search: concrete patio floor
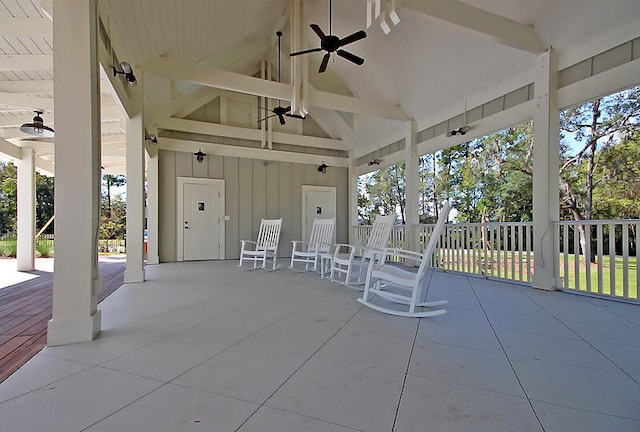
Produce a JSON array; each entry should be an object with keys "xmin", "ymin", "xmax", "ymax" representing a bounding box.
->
[{"xmin": 0, "ymin": 260, "xmax": 638, "ymax": 431}]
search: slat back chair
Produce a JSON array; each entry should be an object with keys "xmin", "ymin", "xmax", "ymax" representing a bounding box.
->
[
  {"xmin": 289, "ymin": 218, "xmax": 335, "ymax": 272},
  {"xmin": 357, "ymin": 202, "xmax": 451, "ymax": 317},
  {"xmin": 238, "ymin": 218, "xmax": 283, "ymax": 270},
  {"xmin": 330, "ymin": 214, "xmax": 395, "ymax": 287}
]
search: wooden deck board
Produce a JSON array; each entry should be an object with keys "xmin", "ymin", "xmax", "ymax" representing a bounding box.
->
[{"xmin": 0, "ymin": 258, "xmax": 126, "ymax": 383}]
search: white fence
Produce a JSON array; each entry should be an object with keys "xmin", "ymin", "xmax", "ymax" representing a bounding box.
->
[
  {"xmin": 355, "ymin": 219, "xmax": 639, "ymax": 303},
  {"xmin": 554, "ymin": 220, "xmax": 639, "ymax": 302}
]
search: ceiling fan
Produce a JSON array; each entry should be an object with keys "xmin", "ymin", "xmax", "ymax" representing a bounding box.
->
[
  {"xmin": 289, "ymin": 0, "xmax": 367, "ymax": 73},
  {"xmin": 258, "ymin": 31, "xmax": 292, "ymax": 125}
]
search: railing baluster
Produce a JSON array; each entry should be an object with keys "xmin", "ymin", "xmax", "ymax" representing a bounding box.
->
[
  {"xmin": 609, "ymin": 223, "xmax": 616, "ymax": 296},
  {"xmin": 596, "ymin": 224, "xmax": 603, "ymax": 295},
  {"xmin": 622, "ymin": 223, "xmax": 629, "ymax": 299},
  {"xmin": 585, "ymin": 224, "xmax": 592, "ymax": 294},
  {"xmin": 562, "ymin": 224, "xmax": 569, "ymax": 289},
  {"xmin": 573, "ymin": 223, "xmax": 580, "ymax": 291}
]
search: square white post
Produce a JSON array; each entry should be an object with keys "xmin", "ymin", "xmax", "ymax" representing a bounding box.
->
[
  {"xmin": 405, "ymin": 119, "xmax": 419, "ymax": 252},
  {"xmin": 124, "ymin": 110, "xmax": 145, "ymax": 282},
  {"xmin": 48, "ymin": 0, "xmax": 103, "ymax": 345},
  {"xmin": 145, "ymin": 133, "xmax": 160, "ymax": 265},
  {"xmin": 532, "ymin": 49, "xmax": 560, "ymax": 290},
  {"xmin": 348, "ymin": 152, "xmax": 359, "ymax": 244},
  {"xmin": 16, "ymin": 147, "xmax": 36, "ymax": 271}
]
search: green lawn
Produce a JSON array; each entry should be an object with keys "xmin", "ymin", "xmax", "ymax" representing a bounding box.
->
[
  {"xmin": 559, "ymin": 255, "xmax": 638, "ymax": 300},
  {"xmin": 440, "ymin": 249, "xmax": 638, "ymax": 301}
]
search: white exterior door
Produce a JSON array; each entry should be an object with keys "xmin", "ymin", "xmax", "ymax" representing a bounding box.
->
[
  {"xmin": 178, "ymin": 178, "xmax": 225, "ymax": 261},
  {"xmin": 302, "ymin": 186, "xmax": 336, "ymax": 243}
]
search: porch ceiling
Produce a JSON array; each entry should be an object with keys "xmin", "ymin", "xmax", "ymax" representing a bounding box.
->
[{"xmin": 1, "ymin": 0, "xmax": 640, "ymax": 173}]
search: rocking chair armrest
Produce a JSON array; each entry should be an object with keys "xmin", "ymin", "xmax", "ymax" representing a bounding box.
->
[
  {"xmin": 316, "ymin": 241, "xmax": 334, "ymax": 253},
  {"xmin": 379, "ymin": 248, "xmax": 423, "ymax": 267},
  {"xmin": 240, "ymin": 240, "xmax": 258, "ymax": 250},
  {"xmin": 332, "ymin": 243, "xmax": 357, "ymax": 260},
  {"xmin": 291, "ymin": 240, "xmax": 312, "ymax": 252}
]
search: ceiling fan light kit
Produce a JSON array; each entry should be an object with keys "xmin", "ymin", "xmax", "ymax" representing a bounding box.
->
[{"xmin": 20, "ymin": 110, "xmax": 55, "ymax": 138}]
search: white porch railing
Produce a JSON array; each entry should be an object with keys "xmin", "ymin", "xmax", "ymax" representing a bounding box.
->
[
  {"xmin": 355, "ymin": 219, "xmax": 639, "ymax": 303},
  {"xmin": 554, "ymin": 220, "xmax": 639, "ymax": 302}
]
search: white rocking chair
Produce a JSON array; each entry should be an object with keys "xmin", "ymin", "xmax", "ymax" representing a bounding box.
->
[
  {"xmin": 330, "ymin": 214, "xmax": 395, "ymax": 287},
  {"xmin": 238, "ymin": 218, "xmax": 283, "ymax": 270},
  {"xmin": 357, "ymin": 202, "xmax": 451, "ymax": 317},
  {"xmin": 289, "ymin": 218, "xmax": 335, "ymax": 272}
]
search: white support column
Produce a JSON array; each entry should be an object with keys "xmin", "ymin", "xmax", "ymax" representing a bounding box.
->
[
  {"xmin": 124, "ymin": 109, "xmax": 145, "ymax": 282},
  {"xmin": 16, "ymin": 147, "xmax": 35, "ymax": 271},
  {"xmin": 291, "ymin": 0, "xmax": 309, "ymax": 118},
  {"xmin": 405, "ymin": 120, "xmax": 419, "ymax": 252},
  {"xmin": 145, "ymin": 133, "xmax": 160, "ymax": 265},
  {"xmin": 532, "ymin": 49, "xmax": 560, "ymax": 290},
  {"xmin": 348, "ymin": 152, "xmax": 359, "ymax": 244},
  {"xmin": 48, "ymin": 0, "xmax": 102, "ymax": 346}
]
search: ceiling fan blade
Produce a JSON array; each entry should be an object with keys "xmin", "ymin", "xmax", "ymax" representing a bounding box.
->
[
  {"xmin": 338, "ymin": 30, "xmax": 367, "ymax": 47},
  {"xmin": 319, "ymin": 52, "xmax": 331, "ymax": 73},
  {"xmin": 258, "ymin": 113, "xmax": 276, "ymax": 123},
  {"xmin": 336, "ymin": 49, "xmax": 364, "ymax": 66},
  {"xmin": 309, "ymin": 24, "xmax": 326, "ymax": 40},
  {"xmin": 277, "ymin": 114, "xmax": 286, "ymax": 125},
  {"xmin": 283, "ymin": 105, "xmax": 292, "ymax": 113},
  {"xmin": 290, "ymin": 47, "xmax": 323, "ymax": 57}
]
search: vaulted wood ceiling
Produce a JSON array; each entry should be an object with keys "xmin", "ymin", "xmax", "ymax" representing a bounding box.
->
[{"xmin": 1, "ymin": 0, "xmax": 640, "ymax": 174}]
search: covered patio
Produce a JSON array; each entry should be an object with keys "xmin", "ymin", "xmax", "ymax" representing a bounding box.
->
[{"xmin": 1, "ymin": 260, "xmax": 638, "ymax": 431}]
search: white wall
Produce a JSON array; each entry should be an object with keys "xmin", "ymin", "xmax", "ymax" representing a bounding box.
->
[{"xmin": 158, "ymin": 149, "xmax": 348, "ymax": 262}]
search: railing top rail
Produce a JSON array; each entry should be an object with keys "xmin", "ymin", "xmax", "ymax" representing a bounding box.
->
[{"xmin": 553, "ymin": 219, "xmax": 640, "ymax": 226}]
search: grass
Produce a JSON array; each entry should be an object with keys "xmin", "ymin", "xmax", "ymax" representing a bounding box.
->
[
  {"xmin": 439, "ymin": 249, "xmax": 638, "ymax": 301},
  {"xmin": 559, "ymin": 255, "xmax": 638, "ymax": 300}
]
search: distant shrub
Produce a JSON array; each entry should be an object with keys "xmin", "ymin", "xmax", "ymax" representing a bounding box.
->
[
  {"xmin": 0, "ymin": 240, "xmax": 17, "ymax": 258},
  {"xmin": 36, "ymin": 240, "xmax": 54, "ymax": 258}
]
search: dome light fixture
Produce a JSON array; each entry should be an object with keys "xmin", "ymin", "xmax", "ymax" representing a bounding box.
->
[{"xmin": 20, "ymin": 110, "xmax": 55, "ymax": 138}]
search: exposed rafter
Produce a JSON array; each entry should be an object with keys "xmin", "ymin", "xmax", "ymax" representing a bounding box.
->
[
  {"xmin": 159, "ymin": 117, "xmax": 347, "ymax": 151},
  {"xmin": 0, "ymin": 80, "xmax": 53, "ymax": 94},
  {"xmin": 0, "ymin": 92, "xmax": 53, "ymax": 111},
  {"xmin": 402, "ymin": 0, "xmax": 546, "ymax": 54},
  {"xmin": 143, "ymin": 57, "xmax": 408, "ymax": 121},
  {"xmin": 0, "ymin": 17, "xmax": 52, "ymax": 36},
  {"xmin": 0, "ymin": 54, "xmax": 53, "ymax": 71},
  {"xmin": 159, "ymin": 137, "xmax": 348, "ymax": 168}
]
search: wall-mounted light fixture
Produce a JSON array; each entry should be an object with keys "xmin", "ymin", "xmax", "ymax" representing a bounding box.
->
[
  {"xmin": 368, "ymin": 159, "xmax": 380, "ymax": 166},
  {"xmin": 145, "ymin": 135, "xmax": 158, "ymax": 144},
  {"xmin": 447, "ymin": 125, "xmax": 470, "ymax": 136},
  {"xmin": 194, "ymin": 149, "xmax": 206, "ymax": 163},
  {"xmin": 20, "ymin": 110, "xmax": 55, "ymax": 138},
  {"xmin": 113, "ymin": 61, "xmax": 137, "ymax": 87},
  {"xmin": 317, "ymin": 162, "xmax": 328, "ymax": 173}
]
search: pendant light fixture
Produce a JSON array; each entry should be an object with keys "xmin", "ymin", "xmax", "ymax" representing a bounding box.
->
[{"xmin": 20, "ymin": 110, "xmax": 55, "ymax": 138}]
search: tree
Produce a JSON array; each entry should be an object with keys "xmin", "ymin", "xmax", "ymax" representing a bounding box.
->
[
  {"xmin": 360, "ymin": 164, "xmax": 406, "ymax": 223},
  {"xmin": 560, "ymin": 87, "xmax": 640, "ymax": 256},
  {"xmin": 0, "ymin": 161, "xmax": 17, "ymax": 234},
  {"xmin": 35, "ymin": 173, "xmax": 55, "ymax": 233},
  {"xmin": 102, "ymin": 174, "xmax": 126, "ymax": 217}
]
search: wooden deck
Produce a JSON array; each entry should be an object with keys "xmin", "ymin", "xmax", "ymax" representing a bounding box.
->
[{"xmin": 0, "ymin": 257, "xmax": 126, "ymax": 383}]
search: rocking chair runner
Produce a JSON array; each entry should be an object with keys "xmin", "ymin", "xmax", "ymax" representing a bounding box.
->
[
  {"xmin": 330, "ymin": 214, "xmax": 395, "ymax": 287},
  {"xmin": 289, "ymin": 218, "xmax": 335, "ymax": 272},
  {"xmin": 238, "ymin": 218, "xmax": 283, "ymax": 270},
  {"xmin": 357, "ymin": 202, "xmax": 451, "ymax": 317}
]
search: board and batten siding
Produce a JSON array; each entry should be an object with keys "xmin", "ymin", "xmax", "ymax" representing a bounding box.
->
[{"xmin": 158, "ymin": 149, "xmax": 348, "ymax": 262}]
